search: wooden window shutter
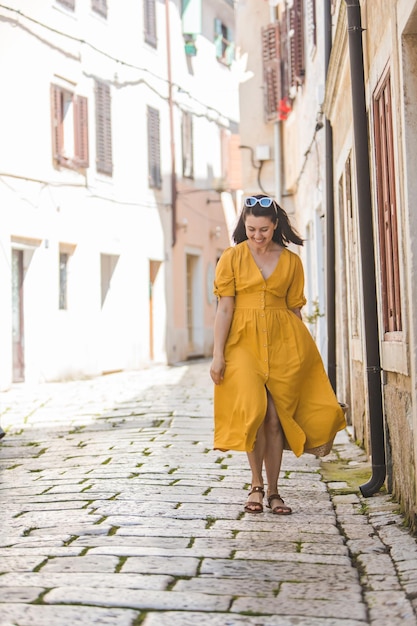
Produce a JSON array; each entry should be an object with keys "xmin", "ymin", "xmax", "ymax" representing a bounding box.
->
[
  {"xmin": 147, "ymin": 106, "xmax": 162, "ymax": 189},
  {"xmin": 95, "ymin": 80, "xmax": 113, "ymax": 175},
  {"xmin": 373, "ymin": 71, "xmax": 402, "ymax": 333},
  {"xmin": 280, "ymin": 11, "xmax": 289, "ymax": 101},
  {"xmin": 306, "ymin": 0, "xmax": 317, "ymax": 52},
  {"xmin": 74, "ymin": 95, "xmax": 89, "ymax": 168},
  {"xmin": 57, "ymin": 0, "xmax": 75, "ymax": 10},
  {"xmin": 182, "ymin": 112, "xmax": 194, "ymax": 179},
  {"xmin": 91, "ymin": 0, "xmax": 107, "ymax": 18},
  {"xmin": 262, "ymin": 23, "xmax": 281, "ymax": 122},
  {"xmin": 288, "ymin": 0, "xmax": 305, "ymax": 93},
  {"xmin": 144, "ymin": 0, "xmax": 157, "ymax": 47},
  {"xmin": 51, "ymin": 85, "xmax": 64, "ymax": 163}
]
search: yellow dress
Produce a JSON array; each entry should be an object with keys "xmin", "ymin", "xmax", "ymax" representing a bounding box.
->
[{"xmin": 213, "ymin": 242, "xmax": 346, "ymax": 457}]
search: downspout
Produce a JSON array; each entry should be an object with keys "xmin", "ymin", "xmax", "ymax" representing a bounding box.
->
[
  {"xmin": 324, "ymin": 0, "xmax": 336, "ymax": 391},
  {"xmin": 345, "ymin": 0, "xmax": 386, "ymax": 496},
  {"xmin": 165, "ymin": 0, "xmax": 177, "ymax": 247}
]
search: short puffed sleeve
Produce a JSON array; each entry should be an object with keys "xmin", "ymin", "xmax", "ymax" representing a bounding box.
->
[
  {"xmin": 213, "ymin": 246, "xmax": 236, "ymax": 299},
  {"xmin": 286, "ymin": 252, "xmax": 307, "ymax": 310}
]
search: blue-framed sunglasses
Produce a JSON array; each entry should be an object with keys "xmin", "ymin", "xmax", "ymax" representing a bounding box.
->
[{"xmin": 244, "ymin": 196, "xmax": 274, "ymax": 208}]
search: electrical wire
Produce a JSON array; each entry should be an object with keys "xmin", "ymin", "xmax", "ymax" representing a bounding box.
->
[{"xmin": 0, "ymin": 3, "xmax": 234, "ymax": 126}]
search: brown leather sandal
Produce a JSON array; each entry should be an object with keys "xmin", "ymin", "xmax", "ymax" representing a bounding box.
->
[
  {"xmin": 244, "ymin": 486, "xmax": 265, "ymax": 513},
  {"xmin": 267, "ymin": 493, "xmax": 292, "ymax": 515}
]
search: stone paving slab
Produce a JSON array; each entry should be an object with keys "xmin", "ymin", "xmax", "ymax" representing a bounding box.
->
[
  {"xmin": 0, "ymin": 604, "xmax": 139, "ymax": 626},
  {"xmin": 231, "ymin": 596, "xmax": 367, "ymax": 621},
  {"xmin": 1, "ymin": 359, "xmax": 417, "ymax": 625},
  {"xmin": 140, "ymin": 611, "xmax": 368, "ymax": 626},
  {"xmin": 43, "ymin": 586, "xmax": 231, "ymax": 611}
]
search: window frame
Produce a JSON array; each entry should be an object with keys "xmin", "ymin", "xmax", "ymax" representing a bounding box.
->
[
  {"xmin": 214, "ymin": 18, "xmax": 234, "ymax": 67},
  {"xmin": 91, "ymin": 0, "xmax": 107, "ymax": 18},
  {"xmin": 51, "ymin": 84, "xmax": 89, "ymax": 170},
  {"xmin": 373, "ymin": 68, "xmax": 402, "ymax": 334}
]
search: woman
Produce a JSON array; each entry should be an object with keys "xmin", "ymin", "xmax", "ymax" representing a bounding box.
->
[{"xmin": 210, "ymin": 194, "xmax": 346, "ymax": 515}]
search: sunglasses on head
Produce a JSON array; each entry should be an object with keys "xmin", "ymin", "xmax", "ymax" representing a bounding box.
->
[{"xmin": 244, "ymin": 196, "xmax": 274, "ymax": 208}]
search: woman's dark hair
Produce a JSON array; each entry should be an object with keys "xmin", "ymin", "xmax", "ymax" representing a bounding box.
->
[{"xmin": 232, "ymin": 194, "xmax": 304, "ymax": 247}]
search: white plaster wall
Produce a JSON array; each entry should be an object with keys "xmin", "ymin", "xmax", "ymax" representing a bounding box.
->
[{"xmin": 0, "ymin": 1, "xmax": 168, "ymax": 386}]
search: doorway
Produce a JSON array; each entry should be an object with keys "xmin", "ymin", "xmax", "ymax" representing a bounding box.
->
[
  {"xmin": 186, "ymin": 253, "xmax": 204, "ymax": 356},
  {"xmin": 12, "ymin": 249, "xmax": 25, "ymax": 382}
]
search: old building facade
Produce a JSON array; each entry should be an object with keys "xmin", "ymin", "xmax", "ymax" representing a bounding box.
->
[
  {"xmin": 236, "ymin": 0, "xmax": 417, "ymax": 527},
  {"xmin": 0, "ymin": 0, "xmax": 240, "ymax": 389},
  {"xmin": 326, "ymin": 0, "xmax": 417, "ymax": 526}
]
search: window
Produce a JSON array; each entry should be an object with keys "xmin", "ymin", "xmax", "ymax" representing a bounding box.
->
[
  {"xmin": 59, "ymin": 252, "xmax": 69, "ymax": 310},
  {"xmin": 95, "ymin": 80, "xmax": 113, "ymax": 176},
  {"xmin": 280, "ymin": 0, "xmax": 305, "ymax": 99},
  {"xmin": 92, "ymin": 0, "xmax": 107, "ymax": 18},
  {"xmin": 51, "ymin": 84, "xmax": 89, "ymax": 169},
  {"xmin": 373, "ymin": 70, "xmax": 402, "ymax": 333},
  {"xmin": 214, "ymin": 18, "xmax": 234, "ymax": 66},
  {"xmin": 56, "ymin": 0, "xmax": 75, "ymax": 9},
  {"xmin": 144, "ymin": 0, "xmax": 157, "ymax": 47},
  {"xmin": 182, "ymin": 112, "xmax": 194, "ymax": 179},
  {"xmin": 101, "ymin": 254, "xmax": 119, "ymax": 307},
  {"xmin": 262, "ymin": 23, "xmax": 281, "ymax": 122},
  {"xmin": 147, "ymin": 106, "xmax": 162, "ymax": 189}
]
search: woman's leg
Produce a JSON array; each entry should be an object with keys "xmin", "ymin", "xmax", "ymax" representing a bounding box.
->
[
  {"xmin": 245, "ymin": 420, "xmax": 266, "ymax": 511},
  {"xmin": 264, "ymin": 391, "xmax": 292, "ymax": 514}
]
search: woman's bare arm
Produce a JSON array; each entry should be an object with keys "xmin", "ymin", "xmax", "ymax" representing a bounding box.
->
[{"xmin": 210, "ymin": 296, "xmax": 234, "ymax": 384}]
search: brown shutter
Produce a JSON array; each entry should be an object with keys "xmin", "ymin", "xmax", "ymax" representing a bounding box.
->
[
  {"xmin": 95, "ymin": 80, "xmax": 113, "ymax": 175},
  {"xmin": 147, "ymin": 106, "xmax": 161, "ymax": 189},
  {"xmin": 91, "ymin": 0, "xmax": 107, "ymax": 18},
  {"xmin": 57, "ymin": 0, "xmax": 75, "ymax": 10},
  {"xmin": 74, "ymin": 95, "xmax": 89, "ymax": 168},
  {"xmin": 262, "ymin": 24, "xmax": 281, "ymax": 122},
  {"xmin": 289, "ymin": 0, "xmax": 305, "ymax": 90},
  {"xmin": 51, "ymin": 84, "xmax": 64, "ymax": 163},
  {"xmin": 373, "ymin": 71, "xmax": 401, "ymax": 332},
  {"xmin": 144, "ymin": 0, "xmax": 157, "ymax": 47}
]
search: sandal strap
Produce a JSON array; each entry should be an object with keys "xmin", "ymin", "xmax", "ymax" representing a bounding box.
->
[
  {"xmin": 250, "ymin": 486, "xmax": 265, "ymax": 496},
  {"xmin": 267, "ymin": 493, "xmax": 283, "ymax": 507}
]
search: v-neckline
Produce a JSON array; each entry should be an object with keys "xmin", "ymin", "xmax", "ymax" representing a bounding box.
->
[{"xmin": 246, "ymin": 243, "xmax": 286, "ymax": 280}]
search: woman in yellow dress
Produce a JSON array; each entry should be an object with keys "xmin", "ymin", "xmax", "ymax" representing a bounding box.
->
[{"xmin": 210, "ymin": 195, "xmax": 346, "ymax": 515}]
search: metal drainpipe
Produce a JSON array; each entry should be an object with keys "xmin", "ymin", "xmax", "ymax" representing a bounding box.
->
[
  {"xmin": 324, "ymin": 0, "xmax": 336, "ymax": 391},
  {"xmin": 165, "ymin": 0, "xmax": 177, "ymax": 247},
  {"xmin": 345, "ymin": 0, "xmax": 386, "ymax": 496}
]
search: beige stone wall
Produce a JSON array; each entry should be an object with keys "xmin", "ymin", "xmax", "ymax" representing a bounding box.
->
[{"xmin": 384, "ymin": 372, "xmax": 416, "ymax": 529}]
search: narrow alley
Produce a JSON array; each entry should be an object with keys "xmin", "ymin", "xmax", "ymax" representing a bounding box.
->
[{"xmin": 1, "ymin": 359, "xmax": 416, "ymax": 626}]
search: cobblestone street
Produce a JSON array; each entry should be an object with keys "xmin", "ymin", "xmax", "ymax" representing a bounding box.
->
[{"xmin": 1, "ymin": 359, "xmax": 417, "ymax": 625}]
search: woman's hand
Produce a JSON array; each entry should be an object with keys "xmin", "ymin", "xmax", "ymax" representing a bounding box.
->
[{"xmin": 210, "ymin": 355, "xmax": 226, "ymax": 385}]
